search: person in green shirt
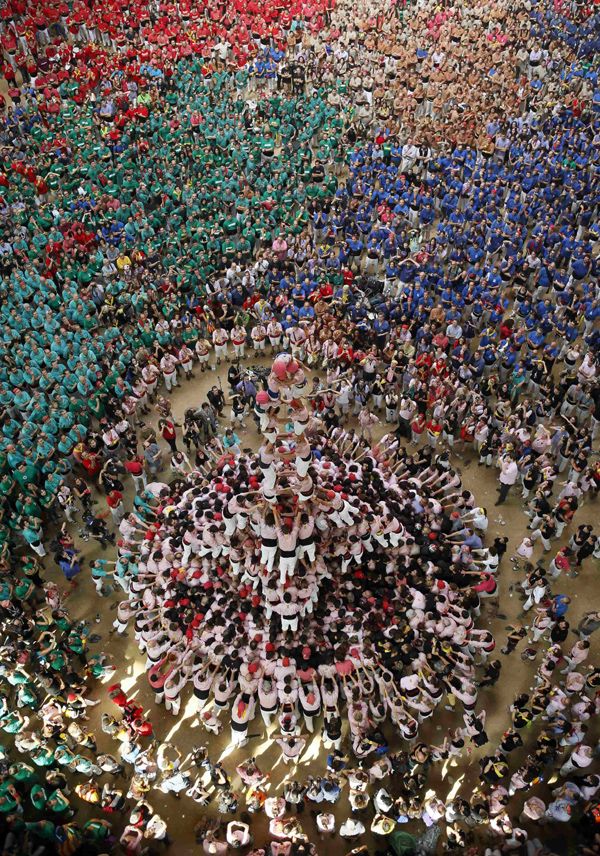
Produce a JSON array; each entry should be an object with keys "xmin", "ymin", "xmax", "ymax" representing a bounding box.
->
[
  {"xmin": 30, "ymin": 785, "xmax": 48, "ymax": 811},
  {"xmin": 9, "ymin": 763, "xmax": 38, "ymax": 787},
  {"xmin": 46, "ymin": 789, "xmax": 73, "ymax": 817}
]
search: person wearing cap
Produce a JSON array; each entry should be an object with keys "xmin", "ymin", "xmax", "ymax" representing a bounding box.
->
[
  {"xmin": 230, "ymin": 693, "xmax": 255, "ymax": 748},
  {"xmin": 200, "ymin": 710, "xmax": 223, "ymax": 736},
  {"xmin": 239, "ymin": 659, "xmax": 262, "ymax": 695}
]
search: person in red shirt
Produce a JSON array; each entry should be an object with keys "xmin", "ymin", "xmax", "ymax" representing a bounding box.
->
[
  {"xmin": 106, "ymin": 489, "xmax": 125, "ymax": 525},
  {"xmin": 158, "ymin": 419, "xmax": 178, "ymax": 454},
  {"xmin": 125, "ymin": 455, "xmax": 147, "ymax": 492},
  {"xmin": 426, "ymin": 418, "xmax": 442, "ymax": 449}
]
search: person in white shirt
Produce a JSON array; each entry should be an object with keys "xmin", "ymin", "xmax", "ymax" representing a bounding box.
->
[
  {"xmin": 267, "ymin": 319, "xmax": 283, "ymax": 353},
  {"xmin": 212, "ymin": 327, "xmax": 229, "ymax": 364},
  {"xmin": 340, "ymin": 818, "xmax": 365, "ymax": 839},
  {"xmin": 227, "ymin": 822, "xmax": 251, "ymax": 847},
  {"xmin": 160, "ymin": 353, "xmax": 179, "ymax": 392},
  {"xmin": 560, "ymin": 744, "xmax": 593, "ymax": 777},
  {"xmin": 316, "ymin": 812, "xmax": 335, "ymax": 835}
]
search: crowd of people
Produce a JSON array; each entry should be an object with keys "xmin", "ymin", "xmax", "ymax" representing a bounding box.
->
[{"xmin": 0, "ymin": 0, "xmax": 599, "ymax": 851}]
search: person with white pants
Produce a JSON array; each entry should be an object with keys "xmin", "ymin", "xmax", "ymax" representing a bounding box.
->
[
  {"xmin": 273, "ymin": 594, "xmax": 301, "ymax": 632},
  {"xmin": 560, "ymin": 640, "xmax": 590, "ymax": 674},
  {"xmin": 560, "ymin": 744, "xmax": 593, "ymax": 777},
  {"xmin": 230, "ymin": 695, "xmax": 255, "ymax": 747},
  {"xmin": 251, "ymin": 324, "xmax": 267, "ymax": 353},
  {"xmin": 91, "ymin": 561, "xmax": 114, "ymax": 594},
  {"xmin": 278, "ymin": 553, "xmax": 297, "ymax": 584},
  {"xmin": 109, "ymin": 501, "xmax": 125, "ymax": 526},
  {"xmin": 160, "ymin": 353, "xmax": 179, "ymax": 391},
  {"xmin": 231, "ymin": 326, "xmax": 246, "ymax": 359},
  {"xmin": 112, "ymin": 616, "xmax": 129, "ymax": 635},
  {"xmin": 530, "ymin": 613, "xmax": 552, "ymax": 643},
  {"xmin": 113, "ymin": 570, "xmax": 130, "ymax": 594},
  {"xmin": 182, "ymin": 531, "xmax": 198, "ymax": 566},
  {"xmin": 297, "ymin": 537, "xmax": 315, "ymax": 562},
  {"xmin": 298, "ymin": 684, "xmax": 321, "ymax": 733},
  {"xmin": 258, "ymin": 678, "xmax": 278, "ymax": 727},
  {"xmin": 164, "ymin": 680, "xmax": 183, "ymax": 716},
  {"xmin": 212, "ymin": 328, "xmax": 229, "ymax": 363},
  {"xmin": 530, "ymin": 523, "xmax": 553, "ymax": 551},
  {"xmin": 259, "ymin": 455, "xmax": 276, "ymax": 491},
  {"xmin": 275, "ymin": 512, "xmax": 299, "ymax": 583},
  {"xmin": 296, "ymin": 452, "xmax": 311, "ymax": 478},
  {"xmin": 523, "ymin": 581, "xmax": 548, "ymax": 612},
  {"xmin": 260, "ymin": 540, "xmax": 278, "ymax": 571}
]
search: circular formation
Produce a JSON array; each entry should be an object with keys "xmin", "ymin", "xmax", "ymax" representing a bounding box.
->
[{"xmin": 129, "ymin": 355, "xmax": 495, "ymax": 755}]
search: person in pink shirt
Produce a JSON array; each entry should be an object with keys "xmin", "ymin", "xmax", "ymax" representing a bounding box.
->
[
  {"xmin": 297, "ymin": 512, "xmax": 316, "ymax": 562},
  {"xmin": 274, "ymin": 509, "xmax": 300, "ymax": 584},
  {"xmin": 560, "ymin": 640, "xmax": 590, "ymax": 674},
  {"xmin": 212, "ymin": 327, "xmax": 229, "ymax": 364},
  {"xmin": 160, "ymin": 353, "xmax": 179, "ymax": 392},
  {"xmin": 275, "ymin": 735, "xmax": 306, "ymax": 764},
  {"xmin": 272, "ymin": 593, "xmax": 301, "ymax": 633},
  {"xmin": 357, "ymin": 406, "xmax": 380, "ymax": 442},
  {"xmin": 272, "ymin": 235, "xmax": 288, "ymax": 262},
  {"xmin": 231, "ymin": 324, "xmax": 247, "ymax": 359}
]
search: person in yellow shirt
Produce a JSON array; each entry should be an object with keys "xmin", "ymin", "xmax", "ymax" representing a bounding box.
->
[{"xmin": 116, "ymin": 252, "xmax": 132, "ymax": 271}]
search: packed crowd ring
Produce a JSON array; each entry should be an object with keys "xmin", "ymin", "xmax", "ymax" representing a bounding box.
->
[{"xmin": 1, "ymin": 0, "xmax": 600, "ymax": 853}]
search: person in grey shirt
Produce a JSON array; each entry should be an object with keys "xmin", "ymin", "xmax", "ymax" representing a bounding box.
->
[
  {"xmin": 143, "ymin": 440, "xmax": 162, "ymax": 476},
  {"xmin": 578, "ymin": 611, "xmax": 600, "ymax": 642},
  {"xmin": 195, "ymin": 403, "xmax": 219, "ymax": 442}
]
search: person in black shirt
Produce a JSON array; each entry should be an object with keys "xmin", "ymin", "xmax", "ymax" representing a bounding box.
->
[
  {"xmin": 501, "ymin": 625, "xmax": 527, "ymax": 655},
  {"xmin": 86, "ymin": 516, "xmax": 115, "ymax": 548},
  {"xmin": 575, "ymin": 533, "xmax": 597, "ymax": 568},
  {"xmin": 227, "ymin": 361, "xmax": 243, "ymax": 392},
  {"xmin": 526, "ymin": 488, "xmax": 552, "ymax": 524},
  {"xmin": 528, "ymin": 358, "xmax": 546, "ymax": 398},
  {"xmin": 291, "ymin": 64, "xmax": 305, "ymax": 95},
  {"xmin": 477, "ymin": 659, "xmax": 502, "ymax": 688},
  {"xmin": 278, "ymin": 63, "xmax": 292, "ymax": 92},
  {"xmin": 207, "ymin": 385, "xmax": 224, "ymax": 416},
  {"xmin": 500, "ymin": 728, "xmax": 523, "ymax": 754},
  {"xmin": 479, "ymin": 750, "xmax": 508, "ymax": 784}
]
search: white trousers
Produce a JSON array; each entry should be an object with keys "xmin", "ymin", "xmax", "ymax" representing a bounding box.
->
[
  {"xmin": 165, "ymin": 695, "xmax": 181, "ymax": 716},
  {"xmin": 163, "ymin": 370, "xmax": 177, "ymax": 390},
  {"xmin": 297, "ymin": 542, "xmax": 315, "ymax": 562},
  {"xmin": 260, "ymin": 544, "xmax": 277, "ymax": 571},
  {"xmin": 279, "ymin": 555, "xmax": 297, "ymax": 583}
]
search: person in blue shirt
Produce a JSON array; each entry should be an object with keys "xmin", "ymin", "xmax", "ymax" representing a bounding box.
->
[
  {"xmin": 373, "ymin": 312, "xmax": 390, "ymax": 353},
  {"xmin": 571, "ymin": 252, "xmax": 591, "ymax": 281},
  {"xmin": 526, "ymin": 326, "xmax": 545, "ymax": 353},
  {"xmin": 549, "ymin": 595, "xmax": 571, "ymax": 621},
  {"xmin": 298, "ymin": 301, "xmax": 315, "ymax": 321}
]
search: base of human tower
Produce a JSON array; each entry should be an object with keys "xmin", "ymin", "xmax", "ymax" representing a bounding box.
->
[{"xmin": 140, "ymin": 355, "xmax": 494, "ymax": 755}]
